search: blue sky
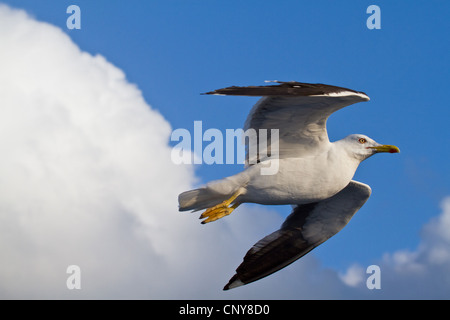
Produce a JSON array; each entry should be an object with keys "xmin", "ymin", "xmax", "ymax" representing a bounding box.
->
[{"xmin": 0, "ymin": 1, "xmax": 449, "ymax": 299}]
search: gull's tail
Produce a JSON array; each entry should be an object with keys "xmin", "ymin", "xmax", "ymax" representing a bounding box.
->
[
  {"xmin": 178, "ymin": 175, "xmax": 247, "ymax": 212},
  {"xmin": 178, "ymin": 188, "xmax": 230, "ymax": 212}
]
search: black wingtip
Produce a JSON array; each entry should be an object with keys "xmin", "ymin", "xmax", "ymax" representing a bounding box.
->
[
  {"xmin": 223, "ymin": 276, "xmax": 235, "ymax": 291},
  {"xmin": 223, "ymin": 274, "xmax": 243, "ymax": 291},
  {"xmin": 202, "ymin": 87, "xmax": 240, "ymax": 95},
  {"xmin": 200, "ymin": 81, "xmax": 368, "ymax": 97},
  {"xmin": 223, "ymin": 281, "xmax": 233, "ymax": 291}
]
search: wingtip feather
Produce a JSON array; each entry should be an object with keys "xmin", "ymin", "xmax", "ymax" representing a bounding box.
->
[{"xmin": 223, "ymin": 276, "xmax": 244, "ymax": 291}]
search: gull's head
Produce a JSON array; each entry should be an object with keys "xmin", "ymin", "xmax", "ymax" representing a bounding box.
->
[{"xmin": 342, "ymin": 134, "xmax": 400, "ymax": 161}]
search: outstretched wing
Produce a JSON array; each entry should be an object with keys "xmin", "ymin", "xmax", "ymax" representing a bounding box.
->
[
  {"xmin": 204, "ymin": 81, "xmax": 370, "ymax": 164},
  {"xmin": 223, "ymin": 180, "xmax": 372, "ymax": 290}
]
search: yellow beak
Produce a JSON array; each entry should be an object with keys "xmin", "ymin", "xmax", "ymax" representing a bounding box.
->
[{"xmin": 369, "ymin": 145, "xmax": 400, "ymax": 153}]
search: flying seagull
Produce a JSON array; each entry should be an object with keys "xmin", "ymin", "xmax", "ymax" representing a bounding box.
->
[{"xmin": 178, "ymin": 81, "xmax": 400, "ymax": 290}]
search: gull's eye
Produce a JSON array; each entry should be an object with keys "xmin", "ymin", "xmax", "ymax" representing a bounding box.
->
[{"xmin": 358, "ymin": 138, "xmax": 366, "ymax": 144}]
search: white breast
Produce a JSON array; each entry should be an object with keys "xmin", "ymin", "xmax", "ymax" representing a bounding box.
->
[{"xmin": 242, "ymin": 145, "xmax": 360, "ymax": 205}]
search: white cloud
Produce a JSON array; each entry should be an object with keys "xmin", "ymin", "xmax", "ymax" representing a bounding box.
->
[
  {"xmin": 1, "ymin": 4, "xmax": 450, "ymax": 300},
  {"xmin": 0, "ymin": 4, "xmax": 294, "ymax": 299},
  {"xmin": 0, "ymin": 4, "xmax": 198, "ymax": 298},
  {"xmin": 336, "ymin": 197, "xmax": 450, "ymax": 299},
  {"xmin": 339, "ymin": 264, "xmax": 365, "ymax": 287}
]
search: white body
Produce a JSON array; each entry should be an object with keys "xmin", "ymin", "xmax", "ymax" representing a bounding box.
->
[{"xmin": 207, "ymin": 140, "xmax": 360, "ymax": 205}]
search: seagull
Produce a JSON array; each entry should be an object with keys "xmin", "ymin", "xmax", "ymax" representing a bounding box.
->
[{"xmin": 178, "ymin": 81, "xmax": 400, "ymax": 290}]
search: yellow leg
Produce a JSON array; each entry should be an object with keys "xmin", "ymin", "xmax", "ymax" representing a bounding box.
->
[{"xmin": 199, "ymin": 189, "xmax": 243, "ymax": 224}]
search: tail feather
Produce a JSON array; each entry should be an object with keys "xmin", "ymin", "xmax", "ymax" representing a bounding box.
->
[
  {"xmin": 178, "ymin": 188, "xmax": 230, "ymax": 212},
  {"xmin": 179, "ymin": 174, "xmax": 247, "ymax": 212}
]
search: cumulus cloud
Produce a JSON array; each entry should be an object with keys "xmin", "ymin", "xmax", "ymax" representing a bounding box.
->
[
  {"xmin": 337, "ymin": 197, "xmax": 450, "ymax": 299},
  {"xmin": 0, "ymin": 4, "xmax": 293, "ymax": 299},
  {"xmin": 1, "ymin": 4, "xmax": 449, "ymax": 300},
  {"xmin": 0, "ymin": 4, "xmax": 191, "ymax": 298}
]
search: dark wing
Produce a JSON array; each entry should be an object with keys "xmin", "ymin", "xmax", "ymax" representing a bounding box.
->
[
  {"xmin": 223, "ymin": 180, "xmax": 372, "ymax": 290},
  {"xmin": 204, "ymin": 81, "xmax": 370, "ymax": 164}
]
